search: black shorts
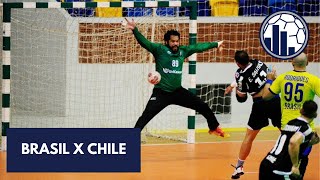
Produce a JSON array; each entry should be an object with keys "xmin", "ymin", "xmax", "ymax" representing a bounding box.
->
[
  {"xmin": 259, "ymin": 159, "xmax": 278, "ymax": 180},
  {"xmin": 248, "ymin": 96, "xmax": 281, "ymax": 130},
  {"xmin": 259, "ymin": 159, "xmax": 301, "ymax": 180}
]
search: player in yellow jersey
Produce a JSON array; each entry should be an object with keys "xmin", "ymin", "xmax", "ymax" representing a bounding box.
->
[
  {"xmin": 262, "ymin": 52, "xmax": 320, "ymax": 178},
  {"xmin": 263, "ymin": 53, "xmax": 320, "ymax": 128}
]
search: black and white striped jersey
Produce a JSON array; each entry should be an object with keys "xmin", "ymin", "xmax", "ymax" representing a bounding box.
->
[
  {"xmin": 263, "ymin": 117, "xmax": 313, "ymax": 173},
  {"xmin": 235, "ymin": 59, "xmax": 269, "ymax": 96}
]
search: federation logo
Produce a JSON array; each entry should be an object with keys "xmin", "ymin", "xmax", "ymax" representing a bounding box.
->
[{"xmin": 260, "ymin": 11, "xmax": 309, "ymax": 60}]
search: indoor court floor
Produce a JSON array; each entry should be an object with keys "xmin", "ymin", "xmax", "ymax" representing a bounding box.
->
[{"xmin": 0, "ymin": 130, "xmax": 319, "ymax": 180}]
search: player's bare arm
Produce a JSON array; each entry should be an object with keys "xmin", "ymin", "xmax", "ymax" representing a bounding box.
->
[
  {"xmin": 262, "ymin": 68, "xmax": 277, "ymax": 100},
  {"xmin": 289, "ymin": 132, "xmax": 304, "ymax": 177},
  {"xmin": 224, "ymin": 81, "xmax": 237, "ymax": 96}
]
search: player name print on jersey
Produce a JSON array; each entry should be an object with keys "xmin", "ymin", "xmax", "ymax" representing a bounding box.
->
[{"xmin": 236, "ymin": 59, "xmax": 268, "ymax": 95}]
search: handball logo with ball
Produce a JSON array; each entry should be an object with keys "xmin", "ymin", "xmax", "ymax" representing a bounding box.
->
[{"xmin": 260, "ymin": 11, "xmax": 309, "ymax": 60}]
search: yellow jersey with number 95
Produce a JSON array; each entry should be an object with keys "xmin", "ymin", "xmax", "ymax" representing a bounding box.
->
[{"xmin": 269, "ymin": 70, "xmax": 320, "ymax": 129}]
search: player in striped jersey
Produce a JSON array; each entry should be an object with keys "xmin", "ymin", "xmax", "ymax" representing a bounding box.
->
[
  {"xmin": 259, "ymin": 100, "xmax": 319, "ymax": 180},
  {"xmin": 225, "ymin": 50, "xmax": 281, "ymax": 179}
]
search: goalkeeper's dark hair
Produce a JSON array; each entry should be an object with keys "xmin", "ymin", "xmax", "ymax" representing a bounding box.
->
[
  {"xmin": 235, "ymin": 50, "xmax": 250, "ymax": 66},
  {"xmin": 301, "ymin": 100, "xmax": 318, "ymax": 119},
  {"xmin": 164, "ymin": 29, "xmax": 180, "ymax": 41}
]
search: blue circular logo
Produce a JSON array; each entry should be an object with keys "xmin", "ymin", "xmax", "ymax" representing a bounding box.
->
[{"xmin": 260, "ymin": 11, "xmax": 309, "ymax": 60}]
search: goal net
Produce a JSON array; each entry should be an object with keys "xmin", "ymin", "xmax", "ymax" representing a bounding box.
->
[
  {"xmin": 2, "ymin": 2, "xmax": 194, "ymax": 146},
  {"xmin": 1, "ymin": 1, "xmax": 319, "ymax": 146}
]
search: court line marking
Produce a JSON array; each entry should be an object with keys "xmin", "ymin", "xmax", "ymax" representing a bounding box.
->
[{"xmin": 142, "ymin": 140, "xmax": 276, "ymax": 146}]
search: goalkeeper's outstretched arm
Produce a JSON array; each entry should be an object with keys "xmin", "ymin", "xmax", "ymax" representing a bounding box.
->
[
  {"xmin": 124, "ymin": 18, "xmax": 157, "ymax": 53},
  {"xmin": 186, "ymin": 41, "xmax": 224, "ymax": 56}
]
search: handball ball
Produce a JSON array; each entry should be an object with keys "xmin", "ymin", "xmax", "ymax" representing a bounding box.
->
[{"xmin": 148, "ymin": 71, "xmax": 161, "ymax": 85}]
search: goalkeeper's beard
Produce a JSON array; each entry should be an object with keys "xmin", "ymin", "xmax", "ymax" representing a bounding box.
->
[{"xmin": 170, "ymin": 45, "xmax": 179, "ymax": 53}]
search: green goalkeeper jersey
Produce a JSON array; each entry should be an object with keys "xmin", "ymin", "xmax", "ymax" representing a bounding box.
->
[{"xmin": 133, "ymin": 27, "xmax": 218, "ymax": 92}]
